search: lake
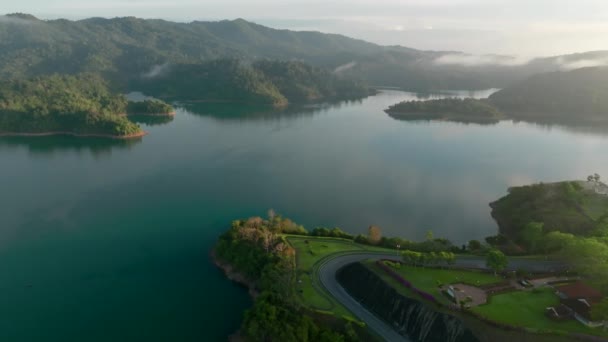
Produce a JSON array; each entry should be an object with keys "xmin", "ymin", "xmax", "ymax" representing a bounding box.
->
[{"xmin": 1, "ymin": 90, "xmax": 607, "ymax": 341}]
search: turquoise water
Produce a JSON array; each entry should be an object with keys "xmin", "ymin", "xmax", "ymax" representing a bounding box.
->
[{"xmin": 1, "ymin": 90, "xmax": 608, "ymax": 341}]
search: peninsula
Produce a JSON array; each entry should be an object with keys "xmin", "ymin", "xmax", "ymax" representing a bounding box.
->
[
  {"xmin": 214, "ymin": 177, "xmax": 608, "ymax": 341},
  {"xmin": 0, "ymin": 74, "xmax": 144, "ymax": 139},
  {"xmin": 126, "ymin": 100, "xmax": 175, "ymax": 116}
]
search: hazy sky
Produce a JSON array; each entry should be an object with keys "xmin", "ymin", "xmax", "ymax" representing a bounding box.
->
[{"xmin": 6, "ymin": 0, "xmax": 608, "ymax": 56}]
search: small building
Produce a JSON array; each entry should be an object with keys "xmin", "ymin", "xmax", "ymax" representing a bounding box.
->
[
  {"xmin": 546, "ymin": 304, "xmax": 573, "ymax": 321},
  {"xmin": 556, "ymin": 281, "xmax": 603, "ymax": 303},
  {"xmin": 554, "ymin": 281, "xmax": 604, "ymax": 327}
]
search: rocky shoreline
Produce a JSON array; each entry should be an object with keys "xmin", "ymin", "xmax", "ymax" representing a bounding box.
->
[
  {"xmin": 210, "ymin": 249, "xmax": 259, "ymax": 342},
  {"xmin": 210, "ymin": 249, "xmax": 258, "ymax": 299}
]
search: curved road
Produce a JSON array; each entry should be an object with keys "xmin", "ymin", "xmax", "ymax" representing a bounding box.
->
[{"xmin": 317, "ymin": 252, "xmax": 564, "ymax": 342}]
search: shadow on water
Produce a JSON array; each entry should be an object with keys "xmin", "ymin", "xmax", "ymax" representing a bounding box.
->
[
  {"xmin": 177, "ymin": 99, "xmax": 363, "ymax": 122},
  {"xmin": 0, "ymin": 135, "xmax": 142, "ymax": 157}
]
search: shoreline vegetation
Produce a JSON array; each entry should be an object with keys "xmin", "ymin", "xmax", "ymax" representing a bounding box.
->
[
  {"xmin": 0, "ymin": 131, "xmax": 148, "ymax": 139},
  {"xmin": 126, "ymin": 99, "xmax": 175, "ymax": 116}
]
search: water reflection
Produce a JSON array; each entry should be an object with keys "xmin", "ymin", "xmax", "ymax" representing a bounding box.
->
[
  {"xmin": 0, "ymin": 135, "xmax": 142, "ymax": 157},
  {"xmin": 514, "ymin": 118, "xmax": 608, "ymax": 137},
  {"xmin": 178, "ymin": 99, "xmax": 359, "ymax": 122}
]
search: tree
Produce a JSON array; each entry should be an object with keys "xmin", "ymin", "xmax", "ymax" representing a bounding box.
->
[
  {"xmin": 543, "ymin": 231, "xmax": 575, "ymax": 253},
  {"xmin": 486, "ymin": 249, "xmax": 508, "ymax": 275},
  {"xmin": 441, "ymin": 251, "xmax": 456, "ymax": 267},
  {"xmin": 468, "ymin": 240, "xmax": 482, "ymax": 251},
  {"xmin": 368, "ymin": 225, "xmax": 382, "ymax": 245},
  {"xmin": 426, "ymin": 230, "xmax": 434, "ymax": 241},
  {"xmin": 402, "ymin": 250, "xmax": 422, "ymax": 266},
  {"xmin": 520, "ymin": 222, "xmax": 544, "ymax": 253}
]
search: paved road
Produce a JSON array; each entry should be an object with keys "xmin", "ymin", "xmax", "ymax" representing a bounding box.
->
[{"xmin": 317, "ymin": 252, "xmax": 565, "ymax": 342}]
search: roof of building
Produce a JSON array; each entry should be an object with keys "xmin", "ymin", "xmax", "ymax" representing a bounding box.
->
[
  {"xmin": 557, "ymin": 281, "xmax": 603, "ymax": 302},
  {"xmin": 562, "ymin": 298, "xmax": 593, "ymax": 320},
  {"xmin": 546, "ymin": 304, "xmax": 574, "ymax": 319}
]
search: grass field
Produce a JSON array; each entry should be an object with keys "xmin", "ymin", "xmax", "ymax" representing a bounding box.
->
[
  {"xmin": 389, "ymin": 262, "xmax": 499, "ymax": 303},
  {"xmin": 472, "ymin": 288, "xmax": 608, "ymax": 337},
  {"xmin": 366, "ymin": 260, "xmax": 608, "ymax": 337},
  {"xmin": 365, "ymin": 260, "xmax": 501, "ymax": 305},
  {"xmin": 286, "ymin": 235, "xmax": 396, "ymax": 317}
]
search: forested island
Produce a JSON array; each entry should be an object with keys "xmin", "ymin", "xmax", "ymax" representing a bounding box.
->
[
  {"xmin": 0, "ymin": 74, "xmax": 144, "ymax": 138},
  {"xmin": 385, "ymin": 98, "xmax": 504, "ymax": 124},
  {"xmin": 386, "ymin": 67, "xmax": 608, "ymax": 125},
  {"xmin": 131, "ymin": 59, "xmax": 374, "ymax": 106}
]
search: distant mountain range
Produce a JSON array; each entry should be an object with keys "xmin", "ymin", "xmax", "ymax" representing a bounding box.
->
[{"xmin": 2, "ymin": 13, "xmax": 608, "ymax": 92}]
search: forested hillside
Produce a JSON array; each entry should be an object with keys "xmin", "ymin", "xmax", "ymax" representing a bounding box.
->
[
  {"xmin": 3, "ymin": 13, "xmax": 600, "ymax": 91},
  {"xmin": 489, "ymin": 67, "xmax": 608, "ymax": 119},
  {"xmin": 132, "ymin": 59, "xmax": 372, "ymax": 105}
]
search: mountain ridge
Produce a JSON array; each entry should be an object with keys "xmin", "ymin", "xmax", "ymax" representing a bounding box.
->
[{"xmin": 2, "ymin": 13, "xmax": 608, "ymax": 91}]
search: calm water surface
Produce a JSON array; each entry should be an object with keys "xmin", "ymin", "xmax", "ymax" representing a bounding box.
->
[{"xmin": 1, "ymin": 90, "xmax": 608, "ymax": 341}]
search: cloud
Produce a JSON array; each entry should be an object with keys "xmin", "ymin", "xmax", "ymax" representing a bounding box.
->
[
  {"xmin": 555, "ymin": 56, "xmax": 608, "ymax": 71},
  {"xmin": 142, "ymin": 63, "xmax": 170, "ymax": 78},
  {"xmin": 433, "ymin": 53, "xmax": 531, "ymax": 67},
  {"xmin": 333, "ymin": 61, "xmax": 357, "ymax": 73}
]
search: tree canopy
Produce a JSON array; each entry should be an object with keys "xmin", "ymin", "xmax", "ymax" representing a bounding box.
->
[
  {"xmin": 486, "ymin": 249, "xmax": 508, "ymax": 274},
  {"xmin": 131, "ymin": 59, "xmax": 372, "ymax": 106},
  {"xmin": 0, "ymin": 73, "xmax": 141, "ymax": 136}
]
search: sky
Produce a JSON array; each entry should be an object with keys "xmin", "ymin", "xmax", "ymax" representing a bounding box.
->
[{"xmin": 5, "ymin": 0, "xmax": 608, "ymax": 57}]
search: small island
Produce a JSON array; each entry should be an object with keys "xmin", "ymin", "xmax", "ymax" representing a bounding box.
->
[
  {"xmin": 385, "ymin": 98, "xmax": 504, "ymax": 124},
  {"xmin": 0, "ymin": 73, "xmax": 144, "ymax": 139},
  {"xmin": 385, "ymin": 67, "xmax": 608, "ymax": 125}
]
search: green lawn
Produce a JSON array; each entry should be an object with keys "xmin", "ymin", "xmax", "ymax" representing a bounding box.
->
[
  {"xmin": 365, "ymin": 261, "xmax": 608, "ymax": 338},
  {"xmin": 472, "ymin": 288, "xmax": 608, "ymax": 337},
  {"xmin": 365, "ymin": 260, "xmax": 501, "ymax": 305},
  {"xmin": 286, "ymin": 235, "xmax": 396, "ymax": 317}
]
